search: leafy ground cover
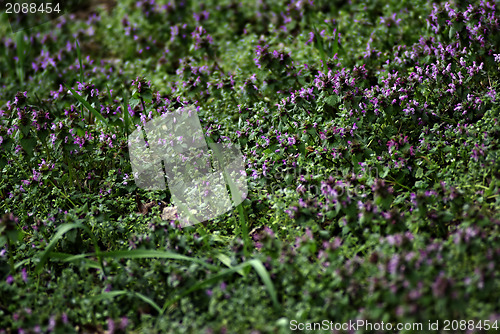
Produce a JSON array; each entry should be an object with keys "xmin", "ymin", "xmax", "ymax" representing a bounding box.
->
[{"xmin": 0, "ymin": 0, "xmax": 499, "ymax": 332}]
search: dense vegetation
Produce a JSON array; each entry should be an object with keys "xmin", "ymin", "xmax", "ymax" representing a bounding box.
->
[{"xmin": 0, "ymin": 0, "xmax": 499, "ymax": 332}]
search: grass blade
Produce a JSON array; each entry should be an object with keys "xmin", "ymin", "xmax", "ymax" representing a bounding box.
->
[
  {"xmin": 131, "ymin": 292, "xmax": 162, "ymax": 314},
  {"xmin": 159, "ymin": 264, "xmax": 247, "ymax": 314},
  {"xmin": 16, "ymin": 32, "xmax": 25, "ymax": 83},
  {"xmin": 312, "ymin": 26, "xmax": 328, "ymax": 73},
  {"xmin": 105, "ymin": 84, "xmax": 113, "ymax": 105},
  {"xmin": 205, "ymin": 137, "xmax": 251, "ymax": 256},
  {"xmin": 247, "ymin": 259, "xmax": 279, "ymax": 310},
  {"xmin": 159, "ymin": 258, "xmax": 280, "ymax": 317},
  {"xmin": 91, "ymin": 290, "xmax": 127, "ymax": 302},
  {"xmin": 75, "ymin": 39, "xmax": 84, "ymax": 84},
  {"xmin": 90, "ymin": 290, "xmax": 162, "ymax": 314},
  {"xmin": 98, "ymin": 249, "xmax": 220, "ymax": 271},
  {"xmin": 48, "ymin": 252, "xmax": 101, "ymax": 270},
  {"xmin": 14, "ymin": 258, "xmax": 30, "ymax": 270},
  {"xmin": 332, "ymin": 29, "xmax": 339, "ymax": 57},
  {"xmin": 216, "ymin": 253, "xmax": 245, "ymax": 276},
  {"xmin": 122, "ymin": 84, "xmax": 130, "ymax": 137},
  {"xmin": 34, "ymin": 223, "xmax": 82, "ymax": 274},
  {"xmin": 65, "ymin": 84, "xmax": 110, "ymax": 128},
  {"xmin": 237, "ymin": 203, "xmax": 250, "ymax": 257}
]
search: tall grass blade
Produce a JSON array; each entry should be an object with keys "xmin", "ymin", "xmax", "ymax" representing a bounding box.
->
[
  {"xmin": 91, "ymin": 290, "xmax": 127, "ymax": 302},
  {"xmin": 205, "ymin": 137, "xmax": 251, "ymax": 255},
  {"xmin": 98, "ymin": 249, "xmax": 220, "ymax": 271},
  {"xmin": 122, "ymin": 84, "xmax": 130, "ymax": 137},
  {"xmin": 332, "ymin": 29, "xmax": 339, "ymax": 56},
  {"xmin": 216, "ymin": 253, "xmax": 245, "ymax": 276},
  {"xmin": 16, "ymin": 32, "xmax": 25, "ymax": 84},
  {"xmin": 35, "ymin": 220, "xmax": 105, "ymax": 275},
  {"xmin": 247, "ymin": 259, "xmax": 279, "ymax": 310},
  {"xmin": 75, "ymin": 39, "xmax": 84, "ymax": 84},
  {"xmin": 48, "ymin": 252, "xmax": 101, "ymax": 270},
  {"xmin": 90, "ymin": 290, "xmax": 162, "ymax": 314},
  {"xmin": 159, "ymin": 258, "xmax": 280, "ymax": 316},
  {"xmin": 312, "ymin": 26, "xmax": 328, "ymax": 73},
  {"xmin": 159, "ymin": 264, "xmax": 247, "ymax": 314},
  {"xmin": 237, "ymin": 203, "xmax": 250, "ymax": 256},
  {"xmin": 105, "ymin": 84, "xmax": 113, "ymax": 105},
  {"xmin": 34, "ymin": 223, "xmax": 82, "ymax": 274},
  {"xmin": 65, "ymin": 84, "xmax": 111, "ymax": 128},
  {"xmin": 131, "ymin": 292, "xmax": 163, "ymax": 314}
]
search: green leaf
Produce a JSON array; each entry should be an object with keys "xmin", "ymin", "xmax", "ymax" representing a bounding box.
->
[
  {"xmin": 0, "ymin": 157, "xmax": 7, "ymax": 171},
  {"xmin": 381, "ymin": 167, "xmax": 390, "ymax": 178},
  {"xmin": 415, "ymin": 180, "xmax": 427, "ymax": 189},
  {"xmin": 19, "ymin": 124, "xmax": 31, "ymax": 137},
  {"xmin": 216, "ymin": 253, "xmax": 232, "ymax": 267},
  {"xmin": 6, "ymin": 230, "xmax": 22, "ymax": 243},
  {"xmin": 298, "ymin": 142, "xmax": 305, "ymax": 155},
  {"xmin": 449, "ymin": 26, "xmax": 456, "ymax": 40},
  {"xmin": 37, "ymin": 129, "xmax": 50, "ymax": 143},
  {"xmin": 142, "ymin": 91, "xmax": 153, "ymax": 103},
  {"xmin": 105, "ymin": 84, "xmax": 113, "ymax": 105},
  {"xmin": 76, "ymin": 127, "xmax": 86, "ymax": 137},
  {"xmin": 307, "ymin": 128, "xmax": 318, "ymax": 137},
  {"xmin": 325, "ymin": 94, "xmax": 340, "ymax": 106},
  {"xmin": 20, "ymin": 137, "xmax": 36, "ymax": 157},
  {"xmin": 415, "ymin": 167, "xmax": 424, "ymax": 179},
  {"xmin": 129, "ymin": 98, "xmax": 140, "ymax": 109}
]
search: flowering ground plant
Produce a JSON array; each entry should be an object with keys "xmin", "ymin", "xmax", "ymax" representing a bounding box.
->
[{"xmin": 0, "ymin": 0, "xmax": 499, "ymax": 333}]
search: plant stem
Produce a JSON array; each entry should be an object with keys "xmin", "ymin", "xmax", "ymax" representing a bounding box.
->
[
  {"xmin": 140, "ymin": 96, "xmax": 147, "ymax": 114},
  {"xmin": 237, "ymin": 203, "xmax": 250, "ymax": 258},
  {"xmin": 6, "ymin": 238, "xmax": 14, "ymax": 273},
  {"xmin": 48, "ymin": 179, "xmax": 77, "ymax": 208}
]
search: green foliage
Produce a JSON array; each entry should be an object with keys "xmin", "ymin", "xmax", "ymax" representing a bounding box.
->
[{"xmin": 0, "ymin": 0, "xmax": 499, "ymax": 332}]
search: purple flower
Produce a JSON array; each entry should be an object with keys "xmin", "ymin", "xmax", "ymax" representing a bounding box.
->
[
  {"xmin": 47, "ymin": 316, "xmax": 55, "ymax": 332},
  {"xmin": 21, "ymin": 268, "xmax": 27, "ymax": 282},
  {"xmin": 305, "ymin": 31, "xmax": 314, "ymax": 45},
  {"xmin": 107, "ymin": 318, "xmax": 115, "ymax": 334},
  {"xmin": 119, "ymin": 317, "xmax": 129, "ymax": 330},
  {"xmin": 432, "ymin": 272, "xmax": 451, "ymax": 297}
]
